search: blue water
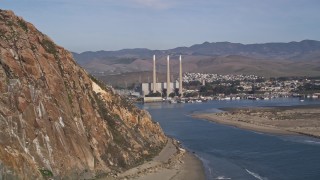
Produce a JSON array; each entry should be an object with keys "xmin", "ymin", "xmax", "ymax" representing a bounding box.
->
[{"xmin": 138, "ymin": 98, "xmax": 320, "ymax": 180}]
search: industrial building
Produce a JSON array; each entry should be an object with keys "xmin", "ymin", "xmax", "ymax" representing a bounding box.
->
[{"xmin": 141, "ymin": 55, "xmax": 183, "ymax": 97}]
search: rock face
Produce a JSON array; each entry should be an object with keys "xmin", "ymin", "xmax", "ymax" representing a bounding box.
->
[{"xmin": 0, "ymin": 10, "xmax": 166, "ymax": 179}]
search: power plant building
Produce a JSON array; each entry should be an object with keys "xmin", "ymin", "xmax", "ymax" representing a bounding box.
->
[
  {"xmin": 141, "ymin": 81, "xmax": 180, "ymax": 96},
  {"xmin": 141, "ymin": 55, "xmax": 183, "ymax": 97}
]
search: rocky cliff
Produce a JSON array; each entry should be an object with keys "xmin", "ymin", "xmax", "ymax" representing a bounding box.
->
[{"xmin": 0, "ymin": 10, "xmax": 166, "ymax": 179}]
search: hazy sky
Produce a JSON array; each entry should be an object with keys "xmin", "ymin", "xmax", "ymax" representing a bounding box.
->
[{"xmin": 1, "ymin": 0, "xmax": 320, "ymax": 52}]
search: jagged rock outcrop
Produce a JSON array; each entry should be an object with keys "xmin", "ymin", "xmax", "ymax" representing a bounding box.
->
[{"xmin": 0, "ymin": 10, "xmax": 166, "ymax": 179}]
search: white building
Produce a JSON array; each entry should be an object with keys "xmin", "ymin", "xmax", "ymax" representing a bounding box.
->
[
  {"xmin": 141, "ymin": 81, "xmax": 180, "ymax": 96},
  {"xmin": 141, "ymin": 55, "xmax": 183, "ymax": 97}
]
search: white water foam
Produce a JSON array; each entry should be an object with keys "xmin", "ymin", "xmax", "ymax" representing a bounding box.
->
[
  {"xmin": 252, "ymin": 131, "xmax": 264, "ymax": 135},
  {"xmin": 282, "ymin": 136, "xmax": 320, "ymax": 146},
  {"xmin": 304, "ymin": 140, "xmax": 320, "ymax": 145},
  {"xmin": 215, "ymin": 176, "xmax": 231, "ymax": 179},
  {"xmin": 196, "ymin": 155, "xmax": 212, "ymax": 179},
  {"xmin": 194, "ymin": 154, "xmax": 230, "ymax": 180},
  {"xmin": 245, "ymin": 169, "xmax": 267, "ymax": 180}
]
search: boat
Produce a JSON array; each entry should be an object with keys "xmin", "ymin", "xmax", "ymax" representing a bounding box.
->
[
  {"xmin": 169, "ymin": 100, "xmax": 177, "ymax": 104},
  {"xmin": 247, "ymin": 96, "xmax": 256, "ymax": 100}
]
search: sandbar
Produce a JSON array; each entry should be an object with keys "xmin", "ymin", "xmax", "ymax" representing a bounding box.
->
[{"xmin": 193, "ymin": 105, "xmax": 320, "ymax": 138}]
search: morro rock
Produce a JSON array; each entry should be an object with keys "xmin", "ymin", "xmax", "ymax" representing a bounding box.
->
[{"xmin": 0, "ymin": 9, "xmax": 166, "ymax": 179}]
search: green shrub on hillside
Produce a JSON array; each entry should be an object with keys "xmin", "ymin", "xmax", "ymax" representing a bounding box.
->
[
  {"xmin": 17, "ymin": 19, "xmax": 28, "ymax": 32},
  {"xmin": 39, "ymin": 169, "xmax": 53, "ymax": 178},
  {"xmin": 41, "ymin": 39, "xmax": 57, "ymax": 55}
]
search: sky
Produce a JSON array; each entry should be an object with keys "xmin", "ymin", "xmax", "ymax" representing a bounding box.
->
[{"xmin": 1, "ymin": 0, "xmax": 320, "ymax": 52}]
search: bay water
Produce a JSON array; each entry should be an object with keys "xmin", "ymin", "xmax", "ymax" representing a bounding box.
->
[{"xmin": 139, "ymin": 98, "xmax": 320, "ymax": 180}]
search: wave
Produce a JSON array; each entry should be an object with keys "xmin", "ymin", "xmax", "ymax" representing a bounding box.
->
[
  {"xmin": 304, "ymin": 140, "xmax": 320, "ymax": 145},
  {"xmin": 195, "ymin": 155, "xmax": 213, "ymax": 180},
  {"xmin": 245, "ymin": 169, "xmax": 267, "ymax": 180},
  {"xmin": 215, "ymin": 176, "xmax": 231, "ymax": 179},
  {"xmin": 282, "ymin": 136, "xmax": 320, "ymax": 146},
  {"xmin": 252, "ymin": 131, "xmax": 264, "ymax": 135}
]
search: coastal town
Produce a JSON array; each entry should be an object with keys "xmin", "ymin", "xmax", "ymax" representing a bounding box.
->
[
  {"xmin": 183, "ymin": 72, "xmax": 261, "ymax": 83},
  {"xmin": 116, "ymin": 72, "xmax": 320, "ymax": 102},
  {"xmin": 182, "ymin": 72, "xmax": 320, "ymax": 98}
]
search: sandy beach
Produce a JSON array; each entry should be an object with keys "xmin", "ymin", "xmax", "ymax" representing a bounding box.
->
[
  {"xmin": 193, "ymin": 105, "xmax": 320, "ymax": 138},
  {"xmin": 101, "ymin": 138, "xmax": 206, "ymax": 180}
]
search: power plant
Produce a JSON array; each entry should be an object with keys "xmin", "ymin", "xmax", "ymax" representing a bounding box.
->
[
  {"xmin": 152, "ymin": 55, "xmax": 157, "ymax": 93},
  {"xmin": 141, "ymin": 55, "xmax": 183, "ymax": 98},
  {"xmin": 166, "ymin": 55, "xmax": 171, "ymax": 98},
  {"xmin": 179, "ymin": 55, "xmax": 183, "ymax": 96}
]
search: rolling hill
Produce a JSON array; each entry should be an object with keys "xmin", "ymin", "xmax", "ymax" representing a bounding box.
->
[{"xmin": 72, "ymin": 40, "xmax": 320, "ymax": 87}]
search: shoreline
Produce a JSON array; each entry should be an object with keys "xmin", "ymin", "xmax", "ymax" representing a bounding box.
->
[
  {"xmin": 192, "ymin": 105, "xmax": 320, "ymax": 139},
  {"xmin": 219, "ymin": 103, "xmax": 320, "ymax": 112},
  {"xmin": 193, "ymin": 113, "xmax": 295, "ymax": 135},
  {"xmin": 104, "ymin": 138, "xmax": 206, "ymax": 180}
]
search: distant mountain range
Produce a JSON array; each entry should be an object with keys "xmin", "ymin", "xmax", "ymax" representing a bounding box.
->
[{"xmin": 72, "ymin": 40, "xmax": 320, "ymax": 79}]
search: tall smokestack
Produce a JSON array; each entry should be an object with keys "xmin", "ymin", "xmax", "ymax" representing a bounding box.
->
[
  {"xmin": 167, "ymin": 55, "xmax": 170, "ymax": 98},
  {"xmin": 152, "ymin": 55, "xmax": 157, "ymax": 93},
  {"xmin": 179, "ymin": 55, "xmax": 183, "ymax": 96}
]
